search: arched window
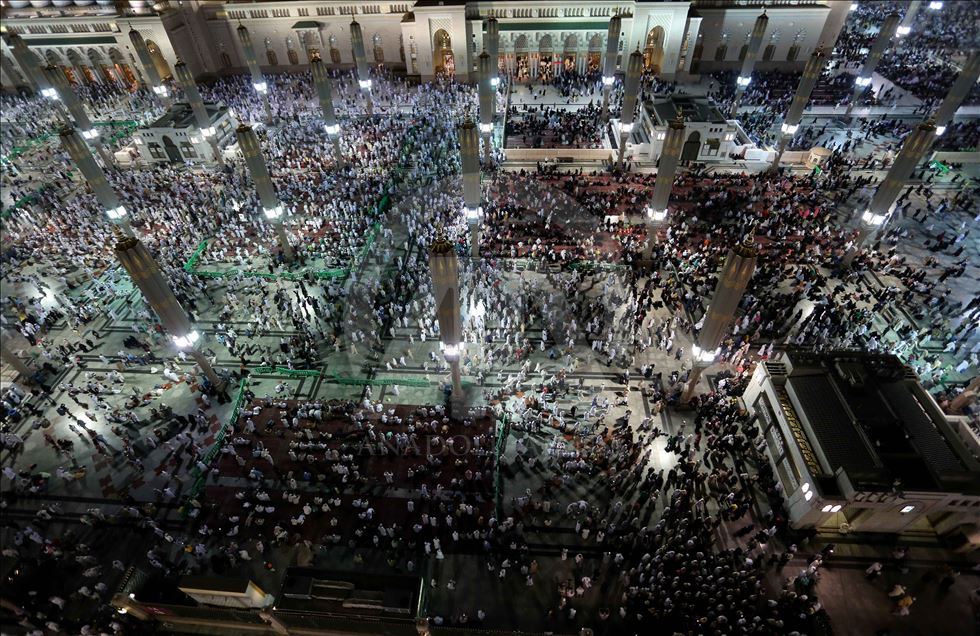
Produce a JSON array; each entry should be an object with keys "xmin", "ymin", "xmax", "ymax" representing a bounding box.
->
[
  {"xmin": 267, "ymin": 49, "xmax": 278, "ymax": 65},
  {"xmin": 373, "ymin": 34, "xmax": 384, "ymax": 63},
  {"xmin": 330, "ymin": 47, "xmax": 341, "ymax": 64},
  {"xmin": 714, "ymin": 45, "xmax": 727, "ymax": 62},
  {"xmin": 787, "ymin": 44, "xmax": 800, "ymax": 62},
  {"xmin": 762, "ymin": 44, "xmax": 775, "ymax": 62},
  {"xmin": 288, "ymin": 49, "xmax": 299, "ymax": 65},
  {"xmin": 738, "ymin": 44, "xmax": 748, "ymax": 62},
  {"xmin": 220, "ymin": 51, "xmax": 232, "ymax": 69}
]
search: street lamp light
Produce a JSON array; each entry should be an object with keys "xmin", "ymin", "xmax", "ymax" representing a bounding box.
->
[
  {"xmin": 601, "ymin": 75, "xmax": 615, "ymax": 86},
  {"xmin": 781, "ymin": 123, "xmax": 799, "ymax": 135},
  {"xmin": 41, "ymin": 87, "xmax": 59, "ymax": 100},
  {"xmin": 928, "ymin": 1, "xmax": 943, "ymax": 9},
  {"xmin": 358, "ymin": 79, "xmax": 372, "ymax": 90},
  {"xmin": 323, "ymin": 123, "xmax": 340, "ymax": 135},
  {"xmin": 105, "ymin": 205, "xmax": 128, "ymax": 220},
  {"xmin": 172, "ymin": 330, "xmax": 200, "ymax": 349},
  {"xmin": 253, "ymin": 81, "xmax": 268, "ymax": 94},
  {"xmin": 152, "ymin": 85, "xmax": 169, "ymax": 97},
  {"xmin": 861, "ymin": 209, "xmax": 887, "ymax": 226},
  {"xmin": 263, "ymin": 205, "xmax": 283, "ymax": 219}
]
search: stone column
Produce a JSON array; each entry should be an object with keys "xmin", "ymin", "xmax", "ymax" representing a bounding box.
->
[
  {"xmin": 129, "ymin": 28, "xmax": 172, "ymax": 108},
  {"xmin": 5, "ymin": 32, "xmax": 46, "ymax": 93},
  {"xmin": 114, "ymin": 236, "xmax": 223, "ymax": 388},
  {"xmin": 486, "ymin": 17, "xmax": 500, "ymax": 87},
  {"xmin": 478, "ymin": 51, "xmax": 494, "ymax": 163},
  {"xmin": 236, "ymin": 24, "xmax": 273, "ymax": 123},
  {"xmin": 815, "ymin": 0, "xmax": 851, "ymax": 57},
  {"xmin": 1, "ymin": 337, "xmax": 34, "ymax": 382},
  {"xmin": 730, "ymin": 12, "xmax": 769, "ymax": 115},
  {"xmin": 42, "ymin": 64, "xmax": 116, "ymax": 167},
  {"xmin": 350, "ymin": 20, "xmax": 374, "ymax": 116},
  {"xmin": 429, "ymin": 233, "xmax": 463, "ymax": 397},
  {"xmin": 235, "ymin": 124, "xmax": 295, "ymax": 262},
  {"xmin": 601, "ymin": 16, "xmax": 622, "ymax": 120},
  {"xmin": 681, "ymin": 235, "xmax": 758, "ymax": 403},
  {"xmin": 617, "ymin": 49, "xmax": 643, "ymax": 168},
  {"xmin": 844, "ymin": 120, "xmax": 936, "ymax": 264},
  {"xmin": 846, "ymin": 13, "xmax": 900, "ymax": 117},
  {"xmin": 310, "ymin": 55, "xmax": 344, "ymax": 164},
  {"xmin": 643, "ymin": 116, "xmax": 686, "ymax": 258},
  {"xmin": 933, "ymin": 51, "xmax": 980, "ymax": 133},
  {"xmin": 772, "ymin": 48, "xmax": 825, "ymax": 169},
  {"xmin": 173, "ymin": 60, "xmax": 224, "ymax": 166},
  {"xmin": 898, "ymin": 0, "xmax": 922, "ymax": 35},
  {"xmin": 459, "ymin": 119, "xmax": 482, "ymax": 258},
  {"xmin": 59, "ymin": 127, "xmax": 132, "ymax": 235}
]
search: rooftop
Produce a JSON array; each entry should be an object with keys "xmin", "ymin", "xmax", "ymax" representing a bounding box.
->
[
  {"xmin": 648, "ymin": 95, "xmax": 727, "ymax": 125},
  {"xmin": 781, "ymin": 351, "xmax": 980, "ymax": 495},
  {"xmin": 147, "ymin": 103, "xmax": 226, "ymax": 130}
]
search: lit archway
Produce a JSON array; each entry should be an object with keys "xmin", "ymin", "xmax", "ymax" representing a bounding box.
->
[
  {"xmin": 538, "ymin": 34, "xmax": 553, "ymax": 81},
  {"xmin": 644, "ymin": 26, "xmax": 665, "ymax": 73},
  {"xmin": 432, "ymin": 29, "xmax": 454, "ymax": 77},
  {"xmin": 587, "ymin": 34, "xmax": 602, "ymax": 72},
  {"xmin": 514, "ymin": 35, "xmax": 529, "ymax": 80},
  {"xmin": 563, "ymin": 34, "xmax": 577, "ymax": 73}
]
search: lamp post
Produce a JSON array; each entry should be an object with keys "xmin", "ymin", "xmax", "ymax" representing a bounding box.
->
[
  {"xmin": 114, "ymin": 236, "xmax": 224, "ymax": 388},
  {"xmin": 600, "ymin": 16, "xmax": 622, "ymax": 121},
  {"xmin": 617, "ymin": 49, "xmax": 643, "ymax": 168},
  {"xmin": 429, "ymin": 232, "xmax": 464, "ymax": 397},
  {"xmin": 310, "ymin": 55, "xmax": 344, "ymax": 165},
  {"xmin": 59, "ymin": 127, "xmax": 132, "ymax": 235},
  {"xmin": 932, "ymin": 51, "xmax": 980, "ymax": 136},
  {"xmin": 350, "ymin": 20, "xmax": 374, "ymax": 116},
  {"xmin": 730, "ymin": 12, "xmax": 769, "ymax": 116},
  {"xmin": 772, "ymin": 48, "xmax": 825, "ymax": 170},
  {"xmin": 459, "ymin": 119, "xmax": 482, "ymax": 258},
  {"xmin": 843, "ymin": 120, "xmax": 936, "ymax": 265},
  {"xmin": 486, "ymin": 17, "xmax": 500, "ymax": 87},
  {"xmin": 681, "ymin": 233, "xmax": 758, "ymax": 403},
  {"xmin": 173, "ymin": 60, "xmax": 224, "ymax": 166},
  {"xmin": 897, "ymin": 0, "xmax": 922, "ymax": 37},
  {"xmin": 236, "ymin": 24, "xmax": 273, "ymax": 123},
  {"xmin": 5, "ymin": 32, "xmax": 47, "ymax": 93},
  {"xmin": 42, "ymin": 64, "xmax": 116, "ymax": 168},
  {"xmin": 236, "ymin": 124, "xmax": 295, "ymax": 262},
  {"xmin": 845, "ymin": 13, "xmax": 900, "ymax": 118},
  {"xmin": 643, "ymin": 116, "xmax": 685, "ymax": 259},
  {"xmin": 128, "ymin": 27, "xmax": 172, "ymax": 108},
  {"xmin": 478, "ymin": 51, "xmax": 495, "ymax": 163}
]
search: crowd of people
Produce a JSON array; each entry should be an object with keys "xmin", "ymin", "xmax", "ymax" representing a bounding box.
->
[{"xmin": 0, "ymin": 8, "xmax": 976, "ymax": 634}]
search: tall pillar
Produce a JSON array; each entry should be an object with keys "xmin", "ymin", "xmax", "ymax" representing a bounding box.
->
[
  {"xmin": 897, "ymin": 0, "xmax": 922, "ymax": 36},
  {"xmin": 846, "ymin": 13, "xmax": 900, "ymax": 117},
  {"xmin": 600, "ymin": 16, "xmax": 622, "ymax": 120},
  {"xmin": 643, "ymin": 116, "xmax": 686, "ymax": 258},
  {"xmin": 350, "ymin": 20, "xmax": 374, "ymax": 116},
  {"xmin": 681, "ymin": 234, "xmax": 758, "ymax": 403},
  {"xmin": 42, "ymin": 64, "xmax": 116, "ymax": 168},
  {"xmin": 114, "ymin": 236, "xmax": 223, "ymax": 388},
  {"xmin": 128, "ymin": 28, "xmax": 172, "ymax": 108},
  {"xmin": 477, "ymin": 51, "xmax": 494, "ymax": 163},
  {"xmin": 173, "ymin": 60, "xmax": 224, "ymax": 166},
  {"xmin": 486, "ymin": 17, "xmax": 500, "ymax": 87},
  {"xmin": 4, "ymin": 33, "xmax": 46, "ymax": 93},
  {"xmin": 235, "ymin": 124, "xmax": 294, "ymax": 262},
  {"xmin": 236, "ymin": 24, "xmax": 273, "ymax": 123},
  {"xmin": 844, "ymin": 120, "xmax": 936, "ymax": 264},
  {"xmin": 933, "ymin": 51, "xmax": 980, "ymax": 134},
  {"xmin": 1, "ymin": 337, "xmax": 35, "ymax": 382},
  {"xmin": 310, "ymin": 55, "xmax": 344, "ymax": 165},
  {"xmin": 730, "ymin": 12, "xmax": 769, "ymax": 116},
  {"xmin": 59, "ymin": 127, "xmax": 132, "ymax": 235},
  {"xmin": 429, "ymin": 233, "xmax": 463, "ymax": 397},
  {"xmin": 772, "ymin": 48, "xmax": 826, "ymax": 169},
  {"xmin": 815, "ymin": 0, "xmax": 851, "ymax": 58},
  {"xmin": 459, "ymin": 120, "xmax": 482, "ymax": 258},
  {"xmin": 617, "ymin": 49, "xmax": 643, "ymax": 168}
]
